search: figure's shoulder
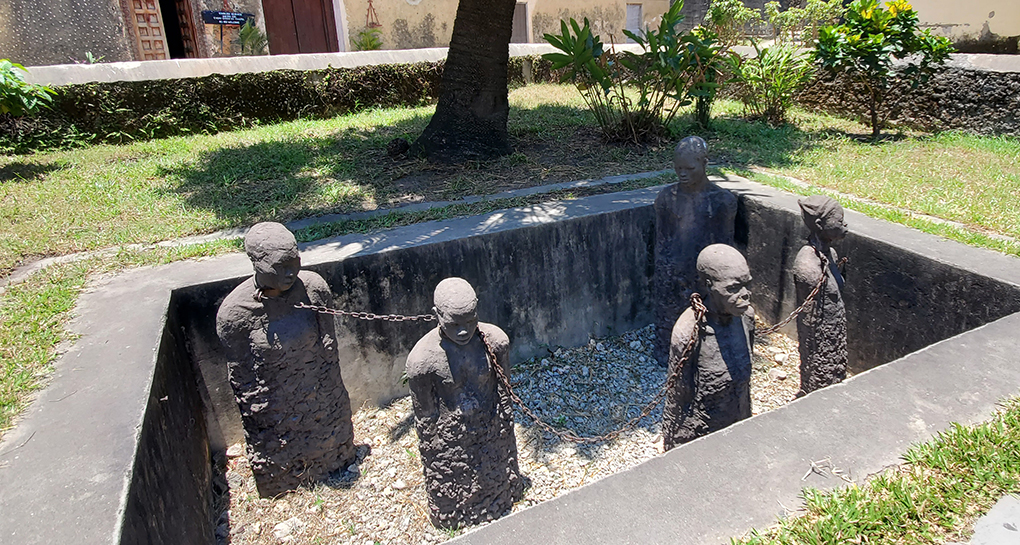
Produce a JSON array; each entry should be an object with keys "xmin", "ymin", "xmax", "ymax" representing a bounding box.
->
[
  {"xmin": 406, "ymin": 329, "xmax": 445, "ymax": 377},
  {"xmin": 216, "ymin": 277, "xmax": 258, "ymax": 339},
  {"xmin": 793, "ymin": 245, "xmax": 823, "ymax": 281},
  {"xmin": 477, "ymin": 323, "xmax": 509, "ymax": 352},
  {"xmin": 654, "ymin": 184, "xmax": 677, "ymax": 208},
  {"xmin": 298, "ymin": 270, "xmax": 333, "ymax": 303},
  {"xmin": 705, "ymin": 182, "xmax": 738, "ymax": 205},
  {"xmin": 670, "ymin": 308, "xmax": 699, "ymax": 346}
]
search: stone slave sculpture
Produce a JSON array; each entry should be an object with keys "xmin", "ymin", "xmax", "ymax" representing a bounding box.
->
[
  {"xmin": 663, "ymin": 244, "xmax": 754, "ymax": 451},
  {"xmin": 793, "ymin": 195, "xmax": 849, "ymax": 395},
  {"xmin": 216, "ymin": 222, "xmax": 355, "ymax": 497},
  {"xmin": 405, "ymin": 277, "xmax": 523, "ymax": 528},
  {"xmin": 653, "ymin": 136, "xmax": 738, "ymax": 365}
]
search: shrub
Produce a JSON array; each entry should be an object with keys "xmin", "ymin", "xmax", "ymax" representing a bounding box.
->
[
  {"xmin": 0, "ymin": 60, "xmax": 54, "ymax": 117},
  {"xmin": 728, "ymin": 42, "xmax": 813, "ymax": 125},
  {"xmin": 764, "ymin": 0, "xmax": 844, "ymax": 45},
  {"xmin": 704, "ymin": 0, "xmax": 760, "ymax": 48},
  {"xmin": 814, "ymin": 0, "xmax": 954, "ymax": 139},
  {"xmin": 0, "ymin": 57, "xmax": 559, "ymax": 154},
  {"xmin": 543, "ymin": 1, "xmax": 729, "ymax": 142},
  {"xmin": 237, "ymin": 20, "xmax": 268, "ymax": 55},
  {"xmin": 353, "ymin": 28, "xmax": 383, "ymax": 51}
]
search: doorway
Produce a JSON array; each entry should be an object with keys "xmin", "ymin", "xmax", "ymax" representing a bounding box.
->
[
  {"xmin": 263, "ymin": 0, "xmax": 339, "ymax": 54},
  {"xmin": 626, "ymin": 3, "xmax": 642, "ymax": 43},
  {"xmin": 511, "ymin": 2, "xmax": 529, "ymax": 43}
]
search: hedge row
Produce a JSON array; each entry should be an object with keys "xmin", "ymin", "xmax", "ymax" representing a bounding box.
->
[{"xmin": 0, "ymin": 55, "xmax": 561, "ymax": 153}]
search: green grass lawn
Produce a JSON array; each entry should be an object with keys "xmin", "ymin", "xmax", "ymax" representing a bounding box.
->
[
  {"xmin": 734, "ymin": 399, "xmax": 1020, "ymax": 544},
  {"xmin": 1, "ymin": 83, "xmax": 1018, "ymax": 436}
]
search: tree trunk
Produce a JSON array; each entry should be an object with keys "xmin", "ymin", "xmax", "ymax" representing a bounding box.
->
[{"xmin": 410, "ymin": 0, "xmax": 516, "ymax": 162}]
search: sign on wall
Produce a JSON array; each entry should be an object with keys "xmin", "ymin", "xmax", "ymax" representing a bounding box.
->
[{"xmin": 201, "ymin": 11, "xmax": 255, "ymax": 25}]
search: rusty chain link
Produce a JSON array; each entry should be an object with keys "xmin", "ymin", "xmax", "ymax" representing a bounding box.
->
[
  {"xmin": 757, "ymin": 249, "xmax": 848, "ymax": 336},
  {"xmin": 481, "ymin": 293, "xmax": 709, "ymax": 445},
  {"xmin": 293, "ymin": 302, "xmax": 437, "ymax": 322}
]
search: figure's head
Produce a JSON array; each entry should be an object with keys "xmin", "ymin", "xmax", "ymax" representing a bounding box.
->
[
  {"xmin": 799, "ymin": 195, "xmax": 847, "ymax": 245},
  {"xmin": 433, "ymin": 277, "xmax": 479, "ymax": 346},
  {"xmin": 697, "ymin": 244, "xmax": 752, "ymax": 317},
  {"xmin": 245, "ymin": 222, "xmax": 301, "ymax": 296},
  {"xmin": 673, "ymin": 136, "xmax": 709, "ymax": 190}
]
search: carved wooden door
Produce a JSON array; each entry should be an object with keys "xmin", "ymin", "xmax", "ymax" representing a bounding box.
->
[
  {"xmin": 127, "ymin": 0, "xmax": 170, "ymax": 60},
  {"xmin": 263, "ymin": 0, "xmax": 339, "ymax": 54}
]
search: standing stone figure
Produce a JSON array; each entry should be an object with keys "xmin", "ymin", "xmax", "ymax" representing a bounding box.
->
[
  {"xmin": 405, "ymin": 278, "xmax": 523, "ymax": 528},
  {"xmin": 793, "ymin": 195, "xmax": 849, "ymax": 395},
  {"xmin": 653, "ymin": 136, "xmax": 738, "ymax": 365},
  {"xmin": 663, "ymin": 244, "xmax": 754, "ymax": 451},
  {"xmin": 216, "ymin": 222, "xmax": 355, "ymax": 497}
]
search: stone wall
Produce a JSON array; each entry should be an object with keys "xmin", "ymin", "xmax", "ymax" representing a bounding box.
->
[
  {"xmin": 0, "ymin": 0, "xmax": 136, "ymax": 66},
  {"xmin": 797, "ymin": 54, "xmax": 1020, "ymax": 137}
]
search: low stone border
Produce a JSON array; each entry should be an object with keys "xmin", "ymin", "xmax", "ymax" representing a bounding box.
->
[{"xmin": 1, "ymin": 175, "xmax": 1017, "ymax": 544}]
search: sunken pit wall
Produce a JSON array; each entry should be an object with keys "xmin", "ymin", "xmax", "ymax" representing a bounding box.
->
[{"xmin": 129, "ymin": 184, "xmax": 1020, "ymax": 544}]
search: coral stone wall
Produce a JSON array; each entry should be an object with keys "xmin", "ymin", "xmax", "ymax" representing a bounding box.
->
[
  {"xmin": 797, "ymin": 54, "xmax": 1020, "ymax": 137},
  {"xmin": 0, "ymin": 0, "xmax": 136, "ymax": 66}
]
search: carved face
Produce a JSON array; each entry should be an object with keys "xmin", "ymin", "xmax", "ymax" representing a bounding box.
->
[
  {"xmin": 673, "ymin": 151, "xmax": 707, "ymax": 187},
  {"xmin": 707, "ymin": 270, "xmax": 752, "ymax": 317},
  {"xmin": 816, "ymin": 208, "xmax": 848, "ymax": 244},
  {"xmin": 254, "ymin": 254, "xmax": 301, "ymax": 295},
  {"xmin": 436, "ymin": 307, "xmax": 479, "ymax": 346}
]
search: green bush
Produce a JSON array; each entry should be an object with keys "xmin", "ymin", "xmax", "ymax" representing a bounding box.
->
[
  {"xmin": 728, "ymin": 42, "xmax": 813, "ymax": 125},
  {"xmin": 764, "ymin": 0, "xmax": 844, "ymax": 45},
  {"xmin": 0, "ymin": 57, "xmax": 558, "ymax": 154},
  {"xmin": 236, "ymin": 20, "xmax": 268, "ymax": 55},
  {"xmin": 704, "ymin": 0, "xmax": 760, "ymax": 48},
  {"xmin": 543, "ymin": 1, "xmax": 729, "ymax": 142},
  {"xmin": 815, "ymin": 0, "xmax": 954, "ymax": 139},
  {"xmin": 353, "ymin": 28, "xmax": 383, "ymax": 51},
  {"xmin": 0, "ymin": 60, "xmax": 54, "ymax": 117}
]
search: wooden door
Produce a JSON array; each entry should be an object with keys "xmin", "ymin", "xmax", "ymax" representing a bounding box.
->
[
  {"xmin": 264, "ymin": 0, "xmax": 339, "ymax": 55},
  {"xmin": 126, "ymin": 0, "xmax": 170, "ymax": 60}
]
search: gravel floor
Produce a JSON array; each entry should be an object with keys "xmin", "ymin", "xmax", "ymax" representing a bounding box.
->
[{"xmin": 215, "ymin": 320, "xmax": 809, "ymax": 544}]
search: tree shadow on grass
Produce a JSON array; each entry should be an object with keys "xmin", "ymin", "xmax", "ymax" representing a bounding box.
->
[
  {"xmin": 155, "ymin": 113, "xmax": 433, "ymax": 226},
  {"xmin": 678, "ymin": 114, "xmax": 827, "ymax": 171},
  {"xmin": 0, "ymin": 161, "xmax": 63, "ymax": 184}
]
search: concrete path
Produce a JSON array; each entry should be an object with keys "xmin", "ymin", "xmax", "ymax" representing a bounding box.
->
[{"xmin": 950, "ymin": 495, "xmax": 1020, "ymax": 545}]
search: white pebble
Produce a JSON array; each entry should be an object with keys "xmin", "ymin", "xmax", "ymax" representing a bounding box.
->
[{"xmin": 273, "ymin": 517, "xmax": 305, "ymax": 539}]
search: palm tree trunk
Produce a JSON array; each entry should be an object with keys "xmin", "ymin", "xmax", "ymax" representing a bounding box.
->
[{"xmin": 411, "ymin": 0, "xmax": 517, "ymax": 162}]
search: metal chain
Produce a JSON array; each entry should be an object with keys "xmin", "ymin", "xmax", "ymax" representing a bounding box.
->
[
  {"xmin": 293, "ymin": 302, "xmax": 437, "ymax": 322},
  {"xmin": 481, "ymin": 293, "xmax": 709, "ymax": 445},
  {"xmin": 757, "ymin": 249, "xmax": 848, "ymax": 336}
]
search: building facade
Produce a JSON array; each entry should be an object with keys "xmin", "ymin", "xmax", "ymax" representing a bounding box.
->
[
  {"xmin": 3, "ymin": 0, "xmax": 1013, "ymax": 67},
  {"xmin": 1, "ymin": 0, "xmax": 670, "ymax": 66}
]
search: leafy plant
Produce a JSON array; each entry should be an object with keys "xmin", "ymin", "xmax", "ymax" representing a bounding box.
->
[
  {"xmin": 764, "ymin": 0, "xmax": 844, "ymax": 45},
  {"xmin": 543, "ymin": 1, "xmax": 730, "ymax": 141},
  {"xmin": 0, "ymin": 60, "xmax": 54, "ymax": 117},
  {"xmin": 237, "ymin": 20, "xmax": 268, "ymax": 55},
  {"xmin": 704, "ymin": 0, "xmax": 761, "ymax": 48},
  {"xmin": 814, "ymin": 0, "xmax": 954, "ymax": 139},
  {"xmin": 728, "ymin": 41, "xmax": 813, "ymax": 125},
  {"xmin": 353, "ymin": 27, "xmax": 383, "ymax": 51}
]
